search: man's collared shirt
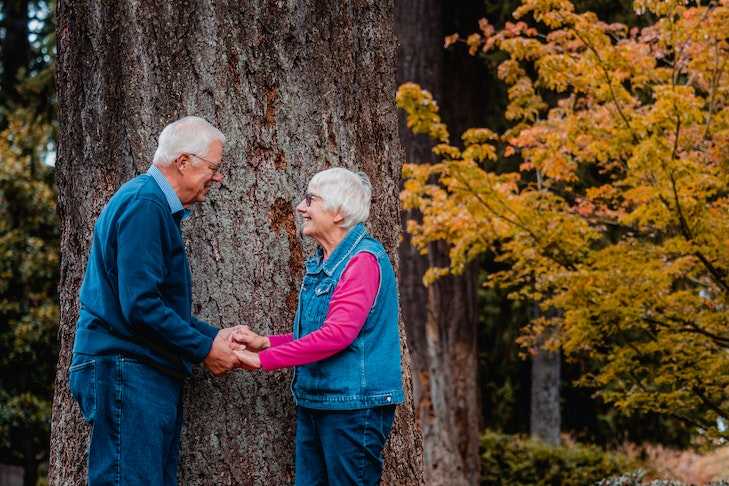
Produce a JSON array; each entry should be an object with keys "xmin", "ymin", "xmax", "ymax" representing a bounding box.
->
[
  {"xmin": 73, "ymin": 170, "xmax": 219, "ymax": 376},
  {"xmin": 147, "ymin": 164, "xmax": 191, "ymax": 220}
]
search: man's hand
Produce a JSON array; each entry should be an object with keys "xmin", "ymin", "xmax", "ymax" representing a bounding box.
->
[
  {"xmin": 231, "ymin": 325, "xmax": 270, "ymax": 352},
  {"xmin": 203, "ymin": 332, "xmax": 243, "ymax": 376},
  {"xmin": 234, "ymin": 349, "xmax": 262, "ymax": 370},
  {"xmin": 219, "ymin": 325, "xmax": 247, "ymax": 351}
]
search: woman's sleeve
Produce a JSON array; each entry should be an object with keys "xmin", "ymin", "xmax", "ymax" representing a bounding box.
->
[
  {"xmin": 259, "ymin": 252, "xmax": 380, "ymax": 371},
  {"xmin": 268, "ymin": 333, "xmax": 293, "ymax": 347}
]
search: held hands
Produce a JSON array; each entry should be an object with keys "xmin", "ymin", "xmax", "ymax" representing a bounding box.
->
[
  {"xmin": 230, "ymin": 325, "xmax": 270, "ymax": 352},
  {"xmin": 203, "ymin": 331, "xmax": 245, "ymax": 376},
  {"xmin": 231, "ymin": 326, "xmax": 266, "ymax": 371},
  {"xmin": 234, "ymin": 349, "xmax": 261, "ymax": 370},
  {"xmin": 203, "ymin": 325, "xmax": 267, "ymax": 375}
]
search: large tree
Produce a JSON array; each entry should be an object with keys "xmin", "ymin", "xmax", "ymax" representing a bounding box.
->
[
  {"xmin": 49, "ymin": 1, "xmax": 423, "ymax": 484},
  {"xmin": 395, "ymin": 1, "xmax": 489, "ymax": 484}
]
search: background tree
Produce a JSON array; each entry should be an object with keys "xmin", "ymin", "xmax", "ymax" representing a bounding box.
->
[
  {"xmin": 0, "ymin": 108, "xmax": 57, "ymax": 486},
  {"xmin": 49, "ymin": 1, "xmax": 423, "ymax": 484},
  {"xmin": 398, "ymin": 0, "xmax": 729, "ymax": 439},
  {"xmin": 472, "ymin": 0, "xmax": 692, "ymax": 451},
  {"xmin": 395, "ymin": 1, "xmax": 490, "ymax": 483}
]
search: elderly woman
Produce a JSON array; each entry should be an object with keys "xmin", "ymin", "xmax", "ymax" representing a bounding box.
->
[{"xmin": 233, "ymin": 167, "xmax": 403, "ymax": 485}]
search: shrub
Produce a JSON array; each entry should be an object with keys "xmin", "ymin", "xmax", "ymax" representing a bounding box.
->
[
  {"xmin": 480, "ymin": 430, "xmax": 637, "ymax": 485},
  {"xmin": 597, "ymin": 470, "xmax": 729, "ymax": 486}
]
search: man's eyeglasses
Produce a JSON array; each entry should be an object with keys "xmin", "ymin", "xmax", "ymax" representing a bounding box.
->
[
  {"xmin": 304, "ymin": 193, "xmax": 322, "ymax": 207},
  {"xmin": 189, "ymin": 153, "xmax": 223, "ymax": 175}
]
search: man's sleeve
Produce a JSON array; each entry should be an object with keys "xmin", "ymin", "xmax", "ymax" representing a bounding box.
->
[
  {"xmin": 116, "ymin": 199, "xmax": 213, "ymax": 363},
  {"xmin": 191, "ymin": 316, "xmax": 220, "ymax": 339}
]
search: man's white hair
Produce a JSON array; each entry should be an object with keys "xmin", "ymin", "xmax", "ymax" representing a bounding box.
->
[
  {"xmin": 308, "ymin": 167, "xmax": 372, "ymax": 229},
  {"xmin": 152, "ymin": 116, "xmax": 226, "ymax": 166}
]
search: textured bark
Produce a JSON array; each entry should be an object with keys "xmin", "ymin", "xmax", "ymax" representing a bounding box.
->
[
  {"xmin": 530, "ymin": 347, "xmax": 561, "ymax": 446},
  {"xmin": 49, "ymin": 1, "xmax": 423, "ymax": 484},
  {"xmin": 396, "ymin": 1, "xmax": 484, "ymax": 485},
  {"xmin": 529, "ymin": 307, "xmax": 561, "ymax": 446}
]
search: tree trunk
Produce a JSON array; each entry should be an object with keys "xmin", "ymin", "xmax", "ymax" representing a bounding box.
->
[
  {"xmin": 49, "ymin": 1, "xmax": 423, "ymax": 484},
  {"xmin": 395, "ymin": 1, "xmax": 484, "ymax": 484},
  {"xmin": 530, "ymin": 347, "xmax": 561, "ymax": 446},
  {"xmin": 529, "ymin": 306, "xmax": 561, "ymax": 446}
]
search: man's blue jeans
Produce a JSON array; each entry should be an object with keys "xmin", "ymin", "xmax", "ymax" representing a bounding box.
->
[
  {"xmin": 295, "ymin": 405, "xmax": 396, "ymax": 486},
  {"xmin": 68, "ymin": 354, "xmax": 183, "ymax": 485}
]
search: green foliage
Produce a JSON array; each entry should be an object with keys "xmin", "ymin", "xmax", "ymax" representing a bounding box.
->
[
  {"xmin": 0, "ymin": 105, "xmax": 58, "ymax": 471},
  {"xmin": 0, "ymin": 3, "xmax": 57, "ymax": 481},
  {"xmin": 480, "ymin": 430, "xmax": 636, "ymax": 485}
]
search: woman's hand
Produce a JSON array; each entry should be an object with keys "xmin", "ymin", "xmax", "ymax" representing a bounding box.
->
[
  {"xmin": 230, "ymin": 325, "xmax": 270, "ymax": 352},
  {"xmin": 234, "ymin": 349, "xmax": 262, "ymax": 370}
]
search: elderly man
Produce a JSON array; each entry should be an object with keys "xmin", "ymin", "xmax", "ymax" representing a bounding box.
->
[{"xmin": 68, "ymin": 116, "xmax": 241, "ymax": 485}]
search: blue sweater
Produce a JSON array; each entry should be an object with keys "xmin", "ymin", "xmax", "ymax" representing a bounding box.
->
[{"xmin": 72, "ymin": 173, "xmax": 218, "ymax": 377}]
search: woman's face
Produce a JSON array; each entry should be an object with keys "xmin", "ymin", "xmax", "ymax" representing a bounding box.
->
[{"xmin": 296, "ymin": 191, "xmax": 341, "ymax": 241}]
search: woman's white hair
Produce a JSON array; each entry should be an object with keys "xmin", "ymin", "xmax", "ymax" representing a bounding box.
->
[
  {"xmin": 152, "ymin": 116, "xmax": 226, "ymax": 166},
  {"xmin": 308, "ymin": 167, "xmax": 372, "ymax": 229}
]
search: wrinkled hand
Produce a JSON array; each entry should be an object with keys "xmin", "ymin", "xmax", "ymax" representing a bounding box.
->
[
  {"xmin": 219, "ymin": 325, "xmax": 248, "ymax": 351},
  {"xmin": 231, "ymin": 325, "xmax": 270, "ymax": 352},
  {"xmin": 234, "ymin": 349, "xmax": 262, "ymax": 371},
  {"xmin": 203, "ymin": 332, "xmax": 243, "ymax": 376}
]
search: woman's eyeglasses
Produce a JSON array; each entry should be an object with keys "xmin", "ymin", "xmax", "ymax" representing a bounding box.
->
[{"xmin": 304, "ymin": 193, "xmax": 321, "ymax": 207}]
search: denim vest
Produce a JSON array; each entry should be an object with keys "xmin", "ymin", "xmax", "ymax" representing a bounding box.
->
[{"xmin": 292, "ymin": 223, "xmax": 404, "ymax": 410}]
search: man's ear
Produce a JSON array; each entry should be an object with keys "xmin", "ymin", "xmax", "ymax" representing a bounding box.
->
[{"xmin": 175, "ymin": 154, "xmax": 190, "ymax": 173}]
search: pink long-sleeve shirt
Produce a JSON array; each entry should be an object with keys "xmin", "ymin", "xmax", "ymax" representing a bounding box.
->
[{"xmin": 259, "ymin": 252, "xmax": 380, "ymax": 371}]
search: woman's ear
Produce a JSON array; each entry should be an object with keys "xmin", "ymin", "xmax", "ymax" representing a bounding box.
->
[{"xmin": 332, "ymin": 211, "xmax": 345, "ymax": 226}]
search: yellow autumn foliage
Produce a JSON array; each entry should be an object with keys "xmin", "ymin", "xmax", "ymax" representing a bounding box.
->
[{"xmin": 398, "ymin": 0, "xmax": 729, "ymax": 439}]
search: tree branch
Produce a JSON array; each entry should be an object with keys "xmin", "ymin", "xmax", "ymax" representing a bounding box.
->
[
  {"xmin": 561, "ymin": 15, "xmax": 638, "ymax": 145},
  {"xmin": 693, "ymin": 386, "xmax": 729, "ymax": 421},
  {"xmin": 642, "ymin": 315, "xmax": 729, "ymax": 349}
]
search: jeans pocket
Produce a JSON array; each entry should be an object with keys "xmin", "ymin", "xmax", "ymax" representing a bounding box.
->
[
  {"xmin": 378, "ymin": 405, "xmax": 396, "ymax": 440},
  {"xmin": 69, "ymin": 359, "xmax": 96, "ymax": 423}
]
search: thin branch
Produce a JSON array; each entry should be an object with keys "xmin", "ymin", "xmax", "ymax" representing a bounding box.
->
[
  {"xmin": 703, "ymin": 46, "xmax": 727, "ymax": 140},
  {"xmin": 561, "ymin": 15, "xmax": 638, "ymax": 145},
  {"xmin": 451, "ymin": 171, "xmax": 578, "ymax": 271},
  {"xmin": 693, "ymin": 386, "xmax": 729, "ymax": 420},
  {"xmin": 660, "ymin": 110, "xmax": 729, "ymax": 294},
  {"xmin": 642, "ymin": 315, "xmax": 729, "ymax": 348}
]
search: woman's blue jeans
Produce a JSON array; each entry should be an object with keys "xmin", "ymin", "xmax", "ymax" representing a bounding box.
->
[
  {"xmin": 68, "ymin": 353, "xmax": 183, "ymax": 486},
  {"xmin": 295, "ymin": 405, "xmax": 396, "ymax": 486}
]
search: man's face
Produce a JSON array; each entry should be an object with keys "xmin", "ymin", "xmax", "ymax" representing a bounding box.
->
[{"xmin": 178, "ymin": 139, "xmax": 224, "ymax": 206}]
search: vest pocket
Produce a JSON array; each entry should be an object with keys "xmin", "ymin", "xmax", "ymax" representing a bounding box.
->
[
  {"xmin": 314, "ymin": 281, "xmax": 333, "ymax": 296},
  {"xmin": 302, "ymin": 279, "xmax": 335, "ymax": 326}
]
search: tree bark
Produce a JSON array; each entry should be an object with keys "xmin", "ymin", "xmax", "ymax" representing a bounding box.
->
[
  {"xmin": 530, "ymin": 346, "xmax": 561, "ymax": 446},
  {"xmin": 49, "ymin": 1, "xmax": 423, "ymax": 484},
  {"xmin": 529, "ymin": 306, "xmax": 561, "ymax": 446},
  {"xmin": 395, "ymin": 1, "xmax": 484, "ymax": 484}
]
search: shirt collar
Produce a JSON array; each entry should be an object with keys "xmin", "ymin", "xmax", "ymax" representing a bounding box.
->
[
  {"xmin": 147, "ymin": 165, "xmax": 191, "ymax": 221},
  {"xmin": 305, "ymin": 223, "xmax": 367, "ymax": 276}
]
